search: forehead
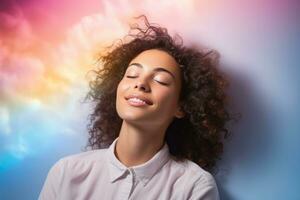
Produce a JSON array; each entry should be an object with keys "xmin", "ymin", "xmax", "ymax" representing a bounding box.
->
[{"xmin": 129, "ymin": 49, "xmax": 180, "ymax": 72}]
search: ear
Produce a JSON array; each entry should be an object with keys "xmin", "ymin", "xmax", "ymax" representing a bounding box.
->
[{"xmin": 174, "ymin": 106, "xmax": 185, "ymax": 119}]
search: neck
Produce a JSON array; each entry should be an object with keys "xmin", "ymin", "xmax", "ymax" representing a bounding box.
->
[{"xmin": 115, "ymin": 121, "xmax": 166, "ymax": 167}]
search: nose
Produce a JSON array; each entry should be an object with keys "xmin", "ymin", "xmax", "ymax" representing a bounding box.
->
[{"xmin": 134, "ymin": 80, "xmax": 151, "ymax": 92}]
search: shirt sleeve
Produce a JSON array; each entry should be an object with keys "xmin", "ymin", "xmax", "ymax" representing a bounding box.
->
[
  {"xmin": 187, "ymin": 172, "xmax": 220, "ymax": 200},
  {"xmin": 38, "ymin": 159, "xmax": 65, "ymax": 200}
]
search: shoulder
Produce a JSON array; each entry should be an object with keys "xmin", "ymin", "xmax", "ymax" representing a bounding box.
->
[
  {"xmin": 39, "ymin": 149, "xmax": 109, "ymax": 199},
  {"xmin": 169, "ymin": 158, "xmax": 220, "ymax": 199},
  {"xmin": 60, "ymin": 149, "xmax": 108, "ymax": 163},
  {"xmin": 184, "ymin": 159, "xmax": 216, "ymax": 185},
  {"xmin": 169, "ymin": 157, "xmax": 215, "ymax": 184},
  {"xmin": 49, "ymin": 148, "xmax": 108, "ymax": 174}
]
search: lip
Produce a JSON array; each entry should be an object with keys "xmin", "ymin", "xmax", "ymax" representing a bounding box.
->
[{"xmin": 125, "ymin": 94, "xmax": 153, "ymax": 105}]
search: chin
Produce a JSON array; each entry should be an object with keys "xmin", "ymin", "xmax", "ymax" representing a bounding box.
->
[{"xmin": 118, "ymin": 112, "xmax": 148, "ymax": 121}]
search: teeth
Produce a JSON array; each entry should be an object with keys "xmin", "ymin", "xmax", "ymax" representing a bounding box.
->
[{"xmin": 128, "ymin": 97, "xmax": 146, "ymax": 104}]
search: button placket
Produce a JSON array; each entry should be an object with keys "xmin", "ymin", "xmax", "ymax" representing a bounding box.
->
[
  {"xmin": 127, "ymin": 168, "xmax": 137, "ymax": 199},
  {"xmin": 118, "ymin": 169, "xmax": 132, "ymax": 199},
  {"xmin": 129, "ymin": 168, "xmax": 136, "ymax": 183}
]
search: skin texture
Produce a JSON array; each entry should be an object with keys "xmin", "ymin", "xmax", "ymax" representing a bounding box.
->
[{"xmin": 115, "ymin": 49, "xmax": 184, "ymax": 167}]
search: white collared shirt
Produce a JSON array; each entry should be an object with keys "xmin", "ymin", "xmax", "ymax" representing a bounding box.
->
[{"xmin": 39, "ymin": 137, "xmax": 219, "ymax": 200}]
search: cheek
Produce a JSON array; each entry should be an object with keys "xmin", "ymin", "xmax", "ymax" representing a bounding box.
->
[
  {"xmin": 116, "ymin": 80, "xmax": 128, "ymax": 114},
  {"xmin": 156, "ymin": 87, "xmax": 180, "ymax": 107},
  {"xmin": 116, "ymin": 81, "xmax": 125, "ymax": 106},
  {"xmin": 117, "ymin": 79, "xmax": 129, "ymax": 96},
  {"xmin": 116, "ymin": 79, "xmax": 132, "ymax": 109}
]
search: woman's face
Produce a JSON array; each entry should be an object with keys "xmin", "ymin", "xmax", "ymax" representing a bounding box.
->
[{"xmin": 116, "ymin": 49, "xmax": 184, "ymax": 128}]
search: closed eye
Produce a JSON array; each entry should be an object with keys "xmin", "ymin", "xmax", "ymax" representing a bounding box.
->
[
  {"xmin": 126, "ymin": 75, "xmax": 169, "ymax": 86},
  {"xmin": 154, "ymin": 80, "xmax": 169, "ymax": 86},
  {"xmin": 126, "ymin": 76, "xmax": 137, "ymax": 78}
]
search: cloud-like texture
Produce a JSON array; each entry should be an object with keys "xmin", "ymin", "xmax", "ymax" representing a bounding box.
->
[{"xmin": 0, "ymin": 0, "xmax": 122, "ymax": 161}]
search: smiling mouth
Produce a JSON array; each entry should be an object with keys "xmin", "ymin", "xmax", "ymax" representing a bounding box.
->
[
  {"xmin": 127, "ymin": 98, "xmax": 148, "ymax": 106},
  {"xmin": 125, "ymin": 96, "xmax": 153, "ymax": 106}
]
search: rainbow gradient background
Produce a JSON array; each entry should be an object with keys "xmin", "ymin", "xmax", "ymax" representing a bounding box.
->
[{"xmin": 0, "ymin": 0, "xmax": 300, "ymax": 199}]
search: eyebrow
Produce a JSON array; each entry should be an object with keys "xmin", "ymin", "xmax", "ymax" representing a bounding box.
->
[{"xmin": 128, "ymin": 63, "xmax": 176, "ymax": 80}]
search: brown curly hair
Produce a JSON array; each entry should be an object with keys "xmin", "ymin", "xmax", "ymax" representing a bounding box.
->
[{"xmin": 85, "ymin": 15, "xmax": 234, "ymax": 173}]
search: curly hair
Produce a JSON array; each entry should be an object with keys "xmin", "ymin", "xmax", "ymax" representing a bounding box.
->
[{"xmin": 85, "ymin": 15, "xmax": 235, "ymax": 173}]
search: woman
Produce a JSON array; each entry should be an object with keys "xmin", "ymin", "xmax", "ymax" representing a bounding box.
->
[{"xmin": 39, "ymin": 15, "xmax": 232, "ymax": 200}]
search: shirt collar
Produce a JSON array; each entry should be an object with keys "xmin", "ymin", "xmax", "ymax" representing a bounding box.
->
[{"xmin": 106, "ymin": 137, "xmax": 170, "ymax": 187}]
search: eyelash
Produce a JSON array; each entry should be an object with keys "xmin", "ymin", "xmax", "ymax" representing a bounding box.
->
[{"xmin": 126, "ymin": 76, "xmax": 168, "ymax": 86}]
